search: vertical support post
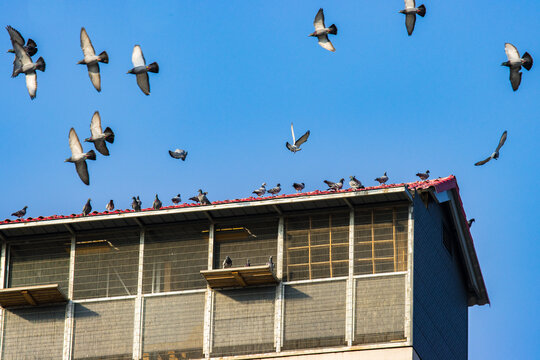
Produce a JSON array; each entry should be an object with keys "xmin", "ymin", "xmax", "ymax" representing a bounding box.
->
[
  {"xmin": 274, "ymin": 217, "xmax": 284, "ymax": 352},
  {"xmin": 393, "ymin": 208, "xmax": 397, "ymax": 272},
  {"xmin": 371, "ymin": 210, "xmax": 375, "ymax": 274},
  {"xmin": 203, "ymin": 223, "xmax": 215, "ymax": 358},
  {"xmin": 132, "ymin": 229, "xmax": 145, "ymax": 360},
  {"xmin": 345, "ymin": 210, "xmax": 355, "ymax": 346},
  {"xmin": 0, "ymin": 242, "xmax": 8, "ymax": 360},
  {"xmin": 404, "ymin": 204, "xmax": 415, "ymax": 345},
  {"xmin": 63, "ymin": 233, "xmax": 76, "ymax": 360}
]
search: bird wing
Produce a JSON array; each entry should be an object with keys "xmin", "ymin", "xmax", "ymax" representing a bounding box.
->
[
  {"xmin": 295, "ymin": 130, "xmax": 310, "ymax": 146},
  {"xmin": 80, "ymin": 27, "xmax": 96, "ymax": 57},
  {"xmin": 12, "ymin": 56, "xmax": 22, "ymax": 77},
  {"xmin": 313, "ymin": 8, "xmax": 326, "ymax": 31},
  {"xmin": 6, "ymin": 26, "xmax": 25, "ymax": 46},
  {"xmin": 495, "ymin": 131, "xmax": 508, "ymax": 152},
  {"xmin": 509, "ymin": 67, "xmax": 522, "ymax": 91},
  {"xmin": 405, "ymin": 13, "xmax": 416, "ymax": 36},
  {"xmin": 75, "ymin": 161, "xmax": 90, "ymax": 185},
  {"xmin": 169, "ymin": 150, "xmax": 179, "ymax": 158},
  {"xmin": 69, "ymin": 128, "xmax": 84, "ymax": 156},
  {"xmin": 87, "ymin": 62, "xmax": 101, "ymax": 91},
  {"xmin": 25, "ymin": 71, "xmax": 37, "ymax": 99},
  {"xmin": 286, "ymin": 142, "xmax": 295, "ymax": 152},
  {"xmin": 13, "ymin": 42, "xmax": 32, "ymax": 66},
  {"xmin": 474, "ymin": 156, "xmax": 492, "ymax": 166},
  {"xmin": 132, "ymin": 45, "xmax": 146, "ymax": 67},
  {"xmin": 404, "ymin": 0, "xmax": 416, "ymax": 9},
  {"xmin": 90, "ymin": 111, "xmax": 103, "ymax": 138},
  {"xmin": 136, "ymin": 72, "xmax": 150, "ymax": 95},
  {"xmin": 189, "ymin": 196, "xmax": 199, "ymax": 202},
  {"xmin": 94, "ymin": 140, "xmax": 109, "ymax": 156},
  {"xmin": 317, "ymin": 34, "xmax": 335, "ymax": 52},
  {"xmin": 505, "ymin": 43, "xmax": 520, "ymax": 62},
  {"xmin": 290, "ymin": 123, "xmax": 296, "ymax": 143}
]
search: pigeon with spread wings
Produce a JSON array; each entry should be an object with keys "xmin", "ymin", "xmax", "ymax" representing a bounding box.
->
[
  {"xmin": 475, "ymin": 131, "xmax": 508, "ymax": 166},
  {"xmin": 286, "ymin": 123, "xmax": 310, "ymax": 153},
  {"xmin": 127, "ymin": 45, "xmax": 159, "ymax": 95},
  {"xmin": 9, "ymin": 41, "xmax": 45, "ymax": 99},
  {"xmin": 77, "ymin": 27, "xmax": 108, "ymax": 92},
  {"xmin": 501, "ymin": 43, "xmax": 533, "ymax": 91},
  {"xmin": 65, "ymin": 128, "xmax": 96, "ymax": 185},
  {"xmin": 399, "ymin": 0, "xmax": 426, "ymax": 36},
  {"xmin": 6, "ymin": 26, "xmax": 37, "ymax": 57},
  {"xmin": 84, "ymin": 111, "xmax": 114, "ymax": 156},
  {"xmin": 309, "ymin": 8, "xmax": 338, "ymax": 52}
]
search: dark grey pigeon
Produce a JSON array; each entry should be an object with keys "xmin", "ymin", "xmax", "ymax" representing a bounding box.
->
[
  {"xmin": 11, "ymin": 206, "xmax": 28, "ymax": 218},
  {"xmin": 223, "ymin": 256, "xmax": 233, "ymax": 269},
  {"xmin": 399, "ymin": 0, "xmax": 426, "ymax": 36},
  {"xmin": 324, "ymin": 178, "xmax": 344, "ymax": 191},
  {"xmin": 127, "ymin": 45, "xmax": 159, "ymax": 95},
  {"xmin": 349, "ymin": 176, "xmax": 364, "ymax": 190},
  {"xmin": 309, "ymin": 8, "xmax": 337, "ymax": 52},
  {"xmin": 189, "ymin": 189, "xmax": 210, "ymax": 205},
  {"xmin": 374, "ymin": 172, "xmax": 389, "ymax": 185},
  {"xmin": 137, "ymin": 196, "xmax": 142, "ymax": 209},
  {"xmin": 153, "ymin": 194, "xmax": 162, "ymax": 210},
  {"xmin": 293, "ymin": 182, "xmax": 305, "ymax": 192},
  {"xmin": 502, "ymin": 43, "xmax": 533, "ymax": 91},
  {"xmin": 171, "ymin": 194, "xmax": 181, "ymax": 204},
  {"xmin": 252, "ymin": 183, "xmax": 267, "ymax": 197},
  {"xmin": 6, "ymin": 26, "xmax": 37, "ymax": 57},
  {"xmin": 106, "ymin": 200, "xmax": 114, "ymax": 211},
  {"xmin": 9, "ymin": 41, "xmax": 45, "ymax": 99},
  {"xmin": 416, "ymin": 170, "xmax": 430, "ymax": 181},
  {"xmin": 246, "ymin": 259, "xmax": 251, "ymax": 267},
  {"xmin": 77, "ymin": 27, "xmax": 108, "ymax": 92},
  {"xmin": 84, "ymin": 111, "xmax": 114, "ymax": 156},
  {"xmin": 475, "ymin": 131, "xmax": 507, "ymax": 166},
  {"xmin": 266, "ymin": 256, "xmax": 274, "ymax": 272},
  {"xmin": 82, "ymin": 199, "xmax": 92, "ymax": 216},
  {"xmin": 286, "ymin": 123, "xmax": 310, "ymax": 153},
  {"xmin": 169, "ymin": 149, "xmax": 187, "ymax": 161},
  {"xmin": 268, "ymin": 184, "xmax": 281, "ymax": 195},
  {"xmin": 65, "ymin": 128, "xmax": 96, "ymax": 186},
  {"xmin": 468, "ymin": 218, "xmax": 475, "ymax": 228},
  {"xmin": 132, "ymin": 196, "xmax": 141, "ymax": 212}
]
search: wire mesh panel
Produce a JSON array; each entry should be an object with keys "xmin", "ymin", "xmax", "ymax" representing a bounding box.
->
[
  {"xmin": 8, "ymin": 235, "xmax": 70, "ymax": 291},
  {"xmin": 73, "ymin": 299, "xmax": 134, "ymax": 360},
  {"xmin": 283, "ymin": 280, "xmax": 346, "ymax": 350},
  {"xmin": 285, "ymin": 213, "xmax": 349, "ymax": 281},
  {"xmin": 213, "ymin": 217, "xmax": 278, "ymax": 270},
  {"xmin": 142, "ymin": 292, "xmax": 205, "ymax": 359},
  {"xmin": 354, "ymin": 274, "xmax": 406, "ymax": 344},
  {"xmin": 143, "ymin": 222, "xmax": 209, "ymax": 294},
  {"xmin": 354, "ymin": 206, "xmax": 408, "ymax": 275},
  {"xmin": 73, "ymin": 229, "xmax": 140, "ymax": 299},
  {"xmin": 2, "ymin": 305, "xmax": 65, "ymax": 360},
  {"xmin": 211, "ymin": 286, "xmax": 275, "ymax": 356}
]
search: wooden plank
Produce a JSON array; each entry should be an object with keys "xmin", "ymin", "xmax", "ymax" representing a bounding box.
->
[
  {"xmin": 231, "ymin": 272, "xmax": 247, "ymax": 287},
  {"xmin": 21, "ymin": 290, "xmax": 37, "ymax": 306},
  {"xmin": 0, "ymin": 284, "xmax": 66, "ymax": 308}
]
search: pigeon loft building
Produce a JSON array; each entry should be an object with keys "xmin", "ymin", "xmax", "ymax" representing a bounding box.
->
[{"xmin": 0, "ymin": 175, "xmax": 488, "ymax": 360}]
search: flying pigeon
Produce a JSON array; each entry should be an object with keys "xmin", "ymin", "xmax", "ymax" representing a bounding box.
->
[
  {"xmin": 127, "ymin": 45, "xmax": 159, "ymax": 95},
  {"xmin": 222, "ymin": 256, "xmax": 233, "ymax": 269},
  {"xmin": 106, "ymin": 200, "xmax": 114, "ymax": 211},
  {"xmin": 245, "ymin": 259, "xmax": 251, "ymax": 267},
  {"xmin": 268, "ymin": 184, "xmax": 281, "ymax": 195},
  {"xmin": 10, "ymin": 41, "xmax": 45, "ymax": 99},
  {"xmin": 349, "ymin": 176, "xmax": 364, "ymax": 190},
  {"xmin": 502, "ymin": 43, "xmax": 533, "ymax": 91},
  {"xmin": 266, "ymin": 256, "xmax": 274, "ymax": 272},
  {"xmin": 169, "ymin": 149, "xmax": 187, "ymax": 161},
  {"xmin": 64, "ymin": 128, "xmax": 96, "ymax": 186},
  {"xmin": 84, "ymin": 111, "xmax": 115, "ymax": 156},
  {"xmin": 286, "ymin": 123, "xmax": 310, "ymax": 153},
  {"xmin": 374, "ymin": 172, "xmax": 389, "ymax": 185},
  {"xmin": 475, "ymin": 131, "xmax": 508, "ymax": 166},
  {"xmin": 153, "ymin": 194, "xmax": 162, "ymax": 210},
  {"xmin": 324, "ymin": 178, "xmax": 344, "ymax": 191},
  {"xmin": 416, "ymin": 170, "xmax": 430, "ymax": 181},
  {"xmin": 252, "ymin": 183, "xmax": 267, "ymax": 197},
  {"xmin": 77, "ymin": 27, "xmax": 108, "ymax": 92},
  {"xmin": 293, "ymin": 182, "xmax": 305, "ymax": 192},
  {"xmin": 132, "ymin": 196, "xmax": 141, "ymax": 211},
  {"xmin": 6, "ymin": 26, "xmax": 37, "ymax": 57},
  {"xmin": 399, "ymin": 0, "xmax": 426, "ymax": 36},
  {"xmin": 171, "ymin": 194, "xmax": 181, "ymax": 204},
  {"xmin": 82, "ymin": 199, "xmax": 92, "ymax": 216},
  {"xmin": 189, "ymin": 189, "xmax": 210, "ymax": 205},
  {"xmin": 11, "ymin": 206, "xmax": 28, "ymax": 218},
  {"xmin": 309, "ymin": 8, "xmax": 338, "ymax": 52},
  {"xmin": 468, "ymin": 218, "xmax": 475, "ymax": 228}
]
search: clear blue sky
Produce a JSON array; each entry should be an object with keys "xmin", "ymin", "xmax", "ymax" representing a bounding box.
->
[{"xmin": 0, "ymin": 1, "xmax": 538, "ymax": 358}]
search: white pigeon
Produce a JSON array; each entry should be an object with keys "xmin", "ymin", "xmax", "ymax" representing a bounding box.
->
[
  {"xmin": 127, "ymin": 45, "xmax": 159, "ymax": 95},
  {"xmin": 286, "ymin": 123, "xmax": 310, "ymax": 153},
  {"xmin": 77, "ymin": 27, "xmax": 108, "ymax": 92},
  {"xmin": 309, "ymin": 8, "xmax": 338, "ymax": 52},
  {"xmin": 502, "ymin": 43, "xmax": 533, "ymax": 91},
  {"xmin": 252, "ymin": 183, "xmax": 267, "ymax": 197},
  {"xmin": 399, "ymin": 0, "xmax": 426, "ymax": 36},
  {"xmin": 65, "ymin": 128, "xmax": 96, "ymax": 186},
  {"xmin": 84, "ymin": 111, "xmax": 114, "ymax": 156},
  {"xmin": 10, "ymin": 42, "xmax": 45, "ymax": 99}
]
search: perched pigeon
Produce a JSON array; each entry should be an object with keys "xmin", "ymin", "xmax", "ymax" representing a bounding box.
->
[
  {"xmin": 10, "ymin": 42, "xmax": 45, "ymax": 99},
  {"xmin": 132, "ymin": 196, "xmax": 141, "ymax": 212},
  {"xmin": 84, "ymin": 111, "xmax": 115, "ymax": 156},
  {"xmin": 416, "ymin": 170, "xmax": 430, "ymax": 181},
  {"xmin": 468, "ymin": 218, "xmax": 475, "ymax": 228},
  {"xmin": 11, "ymin": 206, "xmax": 28, "ymax": 218},
  {"xmin": 82, "ymin": 198, "xmax": 92, "ymax": 216},
  {"xmin": 349, "ymin": 176, "xmax": 364, "ymax": 190},
  {"xmin": 293, "ymin": 182, "xmax": 305, "ymax": 192},
  {"xmin": 309, "ymin": 8, "xmax": 338, "ymax": 52},
  {"xmin": 268, "ymin": 184, "xmax": 281, "ymax": 195},
  {"xmin": 6, "ymin": 26, "xmax": 37, "ymax": 57},
  {"xmin": 189, "ymin": 189, "xmax": 211, "ymax": 205},
  {"xmin": 222, "ymin": 256, "xmax": 233, "ymax": 269},
  {"xmin": 374, "ymin": 172, "xmax": 389, "ymax": 185},
  {"xmin": 77, "ymin": 27, "xmax": 108, "ymax": 92},
  {"xmin": 153, "ymin": 194, "xmax": 162, "ymax": 210},
  {"xmin": 399, "ymin": 0, "xmax": 426, "ymax": 36},
  {"xmin": 475, "ymin": 131, "xmax": 508, "ymax": 166},
  {"xmin": 106, "ymin": 200, "xmax": 114, "ymax": 211},
  {"xmin": 127, "ymin": 45, "xmax": 159, "ymax": 95},
  {"xmin": 324, "ymin": 178, "xmax": 344, "ymax": 191},
  {"xmin": 286, "ymin": 123, "xmax": 310, "ymax": 153},
  {"xmin": 137, "ymin": 196, "xmax": 142, "ymax": 209},
  {"xmin": 502, "ymin": 43, "xmax": 533, "ymax": 91},
  {"xmin": 266, "ymin": 256, "xmax": 274, "ymax": 272},
  {"xmin": 245, "ymin": 259, "xmax": 251, "ymax": 267},
  {"xmin": 64, "ymin": 128, "xmax": 96, "ymax": 186},
  {"xmin": 252, "ymin": 183, "xmax": 267, "ymax": 197},
  {"xmin": 169, "ymin": 149, "xmax": 187, "ymax": 161},
  {"xmin": 171, "ymin": 194, "xmax": 181, "ymax": 204}
]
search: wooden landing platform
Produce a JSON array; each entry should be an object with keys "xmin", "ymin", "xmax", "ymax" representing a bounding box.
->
[
  {"xmin": 0, "ymin": 284, "xmax": 67, "ymax": 308},
  {"xmin": 200, "ymin": 265, "xmax": 278, "ymax": 289}
]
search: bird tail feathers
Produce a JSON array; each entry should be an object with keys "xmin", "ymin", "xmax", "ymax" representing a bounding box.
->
[
  {"xmin": 98, "ymin": 51, "xmax": 109, "ymax": 64},
  {"xmin": 104, "ymin": 127, "xmax": 115, "ymax": 143},
  {"xmin": 86, "ymin": 150, "xmax": 96, "ymax": 161},
  {"xmin": 26, "ymin": 39, "xmax": 37, "ymax": 48},
  {"xmin": 417, "ymin": 4, "xmax": 426, "ymax": 17},
  {"xmin": 522, "ymin": 52, "xmax": 533, "ymax": 71},
  {"xmin": 328, "ymin": 24, "xmax": 338, "ymax": 35},
  {"xmin": 146, "ymin": 62, "xmax": 159, "ymax": 73},
  {"xmin": 36, "ymin": 57, "xmax": 46, "ymax": 72}
]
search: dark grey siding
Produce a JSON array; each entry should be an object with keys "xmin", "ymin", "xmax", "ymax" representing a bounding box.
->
[{"xmin": 413, "ymin": 195, "xmax": 469, "ymax": 360}]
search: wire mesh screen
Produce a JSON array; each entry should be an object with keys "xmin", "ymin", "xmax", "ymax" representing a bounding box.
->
[
  {"xmin": 2, "ymin": 305, "xmax": 65, "ymax": 359},
  {"xmin": 73, "ymin": 299, "xmax": 134, "ymax": 360},
  {"xmin": 8, "ymin": 235, "xmax": 70, "ymax": 292},
  {"xmin": 354, "ymin": 274, "xmax": 406, "ymax": 345},
  {"xmin": 211, "ymin": 286, "xmax": 275, "ymax": 356},
  {"xmin": 213, "ymin": 217, "xmax": 278, "ymax": 270},
  {"xmin": 354, "ymin": 207, "xmax": 408, "ymax": 275},
  {"xmin": 143, "ymin": 222, "xmax": 208, "ymax": 294},
  {"xmin": 285, "ymin": 213, "xmax": 349, "ymax": 281},
  {"xmin": 283, "ymin": 280, "xmax": 346, "ymax": 350},
  {"xmin": 142, "ymin": 293, "xmax": 205, "ymax": 359},
  {"xmin": 73, "ymin": 229, "xmax": 140, "ymax": 299}
]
